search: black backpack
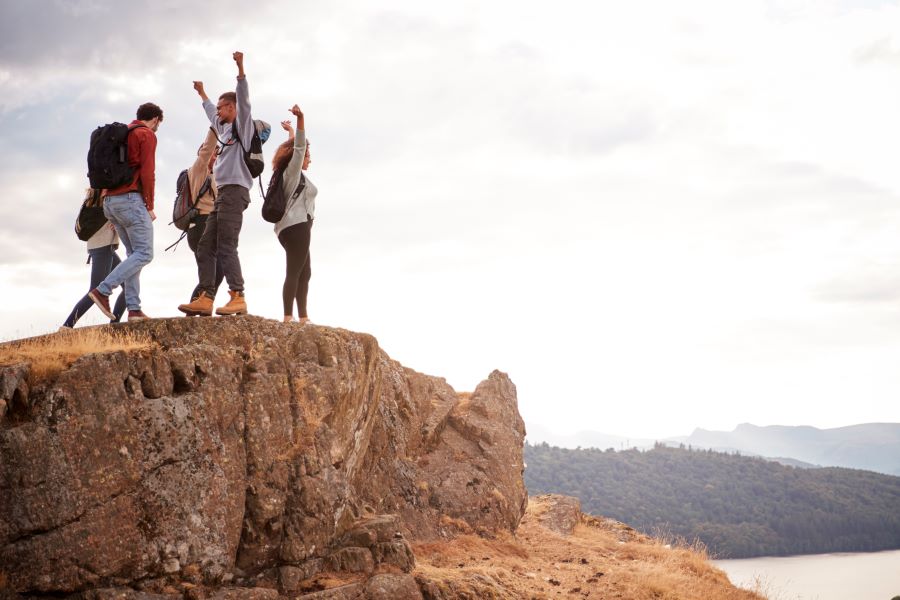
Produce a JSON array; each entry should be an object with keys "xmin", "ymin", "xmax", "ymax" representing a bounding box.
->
[
  {"xmin": 75, "ymin": 189, "xmax": 107, "ymax": 241},
  {"xmin": 171, "ymin": 169, "xmax": 213, "ymax": 231},
  {"xmin": 262, "ymin": 168, "xmax": 305, "ymax": 223},
  {"xmin": 87, "ymin": 123, "xmax": 145, "ymax": 189},
  {"xmin": 232, "ymin": 119, "xmax": 269, "ymax": 178}
]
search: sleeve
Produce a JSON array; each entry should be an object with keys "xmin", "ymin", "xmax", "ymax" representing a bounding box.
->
[
  {"xmin": 281, "ymin": 129, "xmax": 307, "ymax": 197},
  {"xmin": 203, "ymin": 98, "xmax": 217, "ymax": 126},
  {"xmin": 188, "ymin": 129, "xmax": 217, "ymax": 201},
  {"xmin": 235, "ymin": 76, "xmax": 253, "ymax": 145},
  {"xmin": 139, "ymin": 130, "xmax": 157, "ymax": 211}
]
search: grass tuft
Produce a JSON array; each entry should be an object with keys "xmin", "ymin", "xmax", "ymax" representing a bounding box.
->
[{"xmin": 0, "ymin": 326, "xmax": 152, "ymax": 381}]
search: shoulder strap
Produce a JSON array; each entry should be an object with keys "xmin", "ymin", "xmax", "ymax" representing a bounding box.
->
[
  {"xmin": 197, "ymin": 175, "xmax": 213, "ymax": 201},
  {"xmin": 232, "ymin": 123, "xmax": 249, "ymax": 154},
  {"xmin": 211, "ymin": 127, "xmax": 236, "ymax": 148},
  {"xmin": 291, "ymin": 172, "xmax": 306, "ymax": 200}
]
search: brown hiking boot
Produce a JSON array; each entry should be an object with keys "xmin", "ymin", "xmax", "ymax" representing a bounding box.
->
[
  {"xmin": 178, "ymin": 291, "xmax": 214, "ymax": 317},
  {"xmin": 88, "ymin": 288, "xmax": 114, "ymax": 319},
  {"xmin": 216, "ymin": 290, "xmax": 247, "ymax": 316},
  {"xmin": 128, "ymin": 310, "xmax": 151, "ymax": 321}
]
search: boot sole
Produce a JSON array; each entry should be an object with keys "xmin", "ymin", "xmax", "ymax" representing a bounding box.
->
[
  {"xmin": 178, "ymin": 307, "xmax": 213, "ymax": 317},
  {"xmin": 215, "ymin": 310, "xmax": 247, "ymax": 316}
]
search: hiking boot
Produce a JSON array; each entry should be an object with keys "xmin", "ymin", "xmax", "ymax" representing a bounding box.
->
[
  {"xmin": 216, "ymin": 290, "xmax": 247, "ymax": 316},
  {"xmin": 88, "ymin": 288, "xmax": 114, "ymax": 319},
  {"xmin": 128, "ymin": 310, "xmax": 150, "ymax": 322},
  {"xmin": 178, "ymin": 291, "xmax": 214, "ymax": 317}
]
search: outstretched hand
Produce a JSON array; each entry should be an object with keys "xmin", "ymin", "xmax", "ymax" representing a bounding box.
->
[
  {"xmin": 281, "ymin": 120, "xmax": 294, "ymax": 132},
  {"xmin": 289, "ymin": 104, "xmax": 303, "ymax": 118},
  {"xmin": 192, "ymin": 81, "xmax": 209, "ymax": 101}
]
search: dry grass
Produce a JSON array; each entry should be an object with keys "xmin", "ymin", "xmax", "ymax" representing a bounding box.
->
[
  {"xmin": 414, "ymin": 497, "xmax": 768, "ymax": 600},
  {"xmin": 0, "ymin": 326, "xmax": 152, "ymax": 381}
]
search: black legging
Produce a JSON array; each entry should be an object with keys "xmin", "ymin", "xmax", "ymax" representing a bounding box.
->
[{"xmin": 278, "ymin": 220, "xmax": 312, "ymax": 318}]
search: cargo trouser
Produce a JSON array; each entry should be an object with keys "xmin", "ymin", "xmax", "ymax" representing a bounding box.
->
[{"xmin": 196, "ymin": 184, "xmax": 249, "ymax": 297}]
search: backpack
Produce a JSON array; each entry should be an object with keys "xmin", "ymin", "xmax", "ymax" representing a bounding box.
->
[
  {"xmin": 262, "ymin": 168, "xmax": 305, "ymax": 223},
  {"xmin": 232, "ymin": 119, "xmax": 270, "ymax": 178},
  {"xmin": 87, "ymin": 123, "xmax": 146, "ymax": 189},
  {"xmin": 75, "ymin": 189, "xmax": 107, "ymax": 241},
  {"xmin": 171, "ymin": 169, "xmax": 213, "ymax": 231}
]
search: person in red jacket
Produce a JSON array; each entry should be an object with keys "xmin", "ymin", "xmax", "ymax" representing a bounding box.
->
[{"xmin": 88, "ymin": 102, "xmax": 163, "ymax": 321}]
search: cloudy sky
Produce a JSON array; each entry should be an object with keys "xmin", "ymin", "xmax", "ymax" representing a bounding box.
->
[{"xmin": 2, "ymin": 0, "xmax": 900, "ymax": 440}]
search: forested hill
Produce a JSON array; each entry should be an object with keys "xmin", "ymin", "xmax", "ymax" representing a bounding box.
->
[{"xmin": 524, "ymin": 443, "xmax": 900, "ymax": 558}]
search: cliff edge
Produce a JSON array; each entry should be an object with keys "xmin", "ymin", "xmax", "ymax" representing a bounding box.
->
[{"xmin": 0, "ymin": 317, "xmax": 525, "ymax": 598}]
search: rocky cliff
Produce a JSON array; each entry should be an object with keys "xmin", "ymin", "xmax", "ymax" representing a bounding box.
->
[{"xmin": 0, "ymin": 317, "xmax": 526, "ymax": 599}]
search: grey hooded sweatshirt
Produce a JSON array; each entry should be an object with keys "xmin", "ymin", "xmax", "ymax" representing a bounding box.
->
[{"xmin": 203, "ymin": 76, "xmax": 254, "ymax": 190}]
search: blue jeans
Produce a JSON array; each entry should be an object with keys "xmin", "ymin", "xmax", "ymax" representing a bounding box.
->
[
  {"xmin": 63, "ymin": 245, "xmax": 127, "ymax": 327},
  {"xmin": 97, "ymin": 192, "xmax": 154, "ymax": 311}
]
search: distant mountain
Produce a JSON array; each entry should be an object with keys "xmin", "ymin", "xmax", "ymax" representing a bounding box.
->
[
  {"xmin": 525, "ymin": 422, "xmax": 900, "ymax": 476},
  {"xmin": 524, "ymin": 443, "xmax": 900, "ymax": 558},
  {"xmin": 676, "ymin": 423, "xmax": 900, "ymax": 476}
]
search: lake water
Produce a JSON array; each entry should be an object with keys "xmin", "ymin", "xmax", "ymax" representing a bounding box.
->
[{"xmin": 714, "ymin": 549, "xmax": 900, "ymax": 600}]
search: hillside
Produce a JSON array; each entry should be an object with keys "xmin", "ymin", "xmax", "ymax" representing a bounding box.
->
[
  {"xmin": 0, "ymin": 318, "xmax": 761, "ymax": 599},
  {"xmin": 679, "ymin": 422, "xmax": 900, "ymax": 476},
  {"xmin": 414, "ymin": 494, "xmax": 764, "ymax": 600},
  {"xmin": 524, "ymin": 443, "xmax": 900, "ymax": 558}
]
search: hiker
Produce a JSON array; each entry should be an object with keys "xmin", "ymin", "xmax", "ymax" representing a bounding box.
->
[
  {"xmin": 179, "ymin": 51, "xmax": 265, "ymax": 317},
  {"xmin": 62, "ymin": 217, "xmax": 126, "ymax": 328},
  {"xmin": 184, "ymin": 128, "xmax": 225, "ymax": 303},
  {"xmin": 88, "ymin": 102, "xmax": 163, "ymax": 321},
  {"xmin": 273, "ymin": 105, "xmax": 318, "ymax": 324}
]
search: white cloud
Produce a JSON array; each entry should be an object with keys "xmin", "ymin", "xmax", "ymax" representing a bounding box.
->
[{"xmin": 2, "ymin": 0, "xmax": 900, "ymax": 439}]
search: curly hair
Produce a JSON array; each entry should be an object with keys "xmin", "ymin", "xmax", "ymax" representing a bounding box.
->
[{"xmin": 136, "ymin": 102, "xmax": 163, "ymax": 122}]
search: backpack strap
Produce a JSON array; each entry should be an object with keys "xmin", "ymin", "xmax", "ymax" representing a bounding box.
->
[
  {"xmin": 291, "ymin": 172, "xmax": 306, "ymax": 200},
  {"xmin": 164, "ymin": 229, "xmax": 189, "ymax": 252},
  {"xmin": 197, "ymin": 175, "xmax": 213, "ymax": 200},
  {"xmin": 211, "ymin": 127, "xmax": 237, "ymax": 155}
]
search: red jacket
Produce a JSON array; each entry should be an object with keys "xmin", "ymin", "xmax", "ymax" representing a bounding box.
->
[{"xmin": 106, "ymin": 120, "xmax": 157, "ymax": 211}]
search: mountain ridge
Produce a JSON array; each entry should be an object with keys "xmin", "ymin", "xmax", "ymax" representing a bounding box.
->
[{"xmin": 526, "ymin": 422, "xmax": 900, "ymax": 476}]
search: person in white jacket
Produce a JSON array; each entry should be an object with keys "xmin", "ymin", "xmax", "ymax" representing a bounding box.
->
[
  {"xmin": 62, "ymin": 199, "xmax": 126, "ymax": 328},
  {"xmin": 272, "ymin": 104, "xmax": 317, "ymax": 324}
]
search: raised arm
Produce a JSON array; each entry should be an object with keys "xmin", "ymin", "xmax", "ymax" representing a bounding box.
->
[
  {"xmin": 233, "ymin": 51, "xmax": 253, "ymax": 142},
  {"xmin": 193, "ymin": 80, "xmax": 209, "ymax": 102},
  {"xmin": 281, "ymin": 105, "xmax": 307, "ymax": 199},
  {"xmin": 196, "ymin": 80, "xmax": 216, "ymax": 125},
  {"xmin": 281, "ymin": 120, "xmax": 295, "ymax": 142},
  {"xmin": 291, "ymin": 104, "xmax": 305, "ymax": 134}
]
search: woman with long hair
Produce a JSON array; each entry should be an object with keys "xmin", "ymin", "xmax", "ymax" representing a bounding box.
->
[{"xmin": 273, "ymin": 104, "xmax": 317, "ymax": 324}]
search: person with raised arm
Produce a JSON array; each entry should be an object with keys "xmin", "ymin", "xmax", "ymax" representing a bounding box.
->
[
  {"xmin": 272, "ymin": 104, "xmax": 318, "ymax": 324},
  {"xmin": 179, "ymin": 51, "xmax": 258, "ymax": 317}
]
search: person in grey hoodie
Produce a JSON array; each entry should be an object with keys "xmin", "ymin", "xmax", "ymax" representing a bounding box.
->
[
  {"xmin": 272, "ymin": 104, "xmax": 318, "ymax": 324},
  {"xmin": 179, "ymin": 51, "xmax": 259, "ymax": 317}
]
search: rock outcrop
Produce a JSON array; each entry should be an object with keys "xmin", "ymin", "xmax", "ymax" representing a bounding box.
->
[{"xmin": 0, "ymin": 317, "xmax": 527, "ymax": 598}]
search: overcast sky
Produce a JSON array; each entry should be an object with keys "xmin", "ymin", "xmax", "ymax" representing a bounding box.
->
[{"xmin": 2, "ymin": 0, "xmax": 900, "ymax": 440}]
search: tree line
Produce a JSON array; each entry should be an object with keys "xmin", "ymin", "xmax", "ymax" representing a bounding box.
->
[{"xmin": 524, "ymin": 442, "xmax": 900, "ymax": 558}]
